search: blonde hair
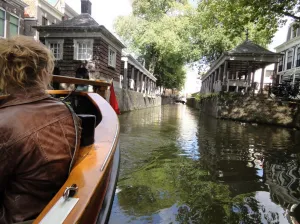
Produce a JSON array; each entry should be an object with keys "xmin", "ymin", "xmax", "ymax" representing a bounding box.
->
[{"xmin": 0, "ymin": 36, "xmax": 54, "ymax": 93}]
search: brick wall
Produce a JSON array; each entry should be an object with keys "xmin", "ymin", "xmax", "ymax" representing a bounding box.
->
[{"xmin": 44, "ymin": 36, "xmax": 122, "ymax": 82}]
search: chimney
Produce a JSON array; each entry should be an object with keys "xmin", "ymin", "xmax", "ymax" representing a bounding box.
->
[{"xmin": 81, "ymin": 0, "xmax": 92, "ymax": 15}]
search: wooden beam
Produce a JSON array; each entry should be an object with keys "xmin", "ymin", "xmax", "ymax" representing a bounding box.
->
[{"xmin": 52, "ymin": 75, "xmax": 111, "ymax": 87}]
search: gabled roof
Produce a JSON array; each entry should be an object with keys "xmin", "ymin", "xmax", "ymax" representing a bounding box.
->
[
  {"xmin": 227, "ymin": 40, "xmax": 277, "ymax": 55},
  {"xmin": 47, "ymin": 13, "xmax": 99, "ymax": 27}
]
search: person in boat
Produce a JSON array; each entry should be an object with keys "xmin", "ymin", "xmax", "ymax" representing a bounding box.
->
[
  {"xmin": 75, "ymin": 61, "xmax": 89, "ymax": 91},
  {"xmin": 0, "ymin": 36, "xmax": 81, "ymax": 223}
]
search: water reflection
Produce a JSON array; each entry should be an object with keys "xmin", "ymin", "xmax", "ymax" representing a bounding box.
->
[{"xmin": 110, "ymin": 105, "xmax": 300, "ymax": 224}]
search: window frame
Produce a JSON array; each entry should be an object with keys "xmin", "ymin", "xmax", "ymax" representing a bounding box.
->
[
  {"xmin": 46, "ymin": 39, "xmax": 64, "ymax": 60},
  {"xmin": 42, "ymin": 16, "xmax": 48, "ymax": 26},
  {"xmin": 8, "ymin": 13, "xmax": 19, "ymax": 38},
  {"xmin": 287, "ymin": 50, "xmax": 293, "ymax": 70},
  {"xmin": 73, "ymin": 39, "xmax": 94, "ymax": 61},
  {"xmin": 108, "ymin": 46, "xmax": 117, "ymax": 68},
  {"xmin": 0, "ymin": 8, "xmax": 6, "ymax": 38}
]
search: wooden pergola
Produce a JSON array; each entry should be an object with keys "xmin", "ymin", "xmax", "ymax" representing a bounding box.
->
[{"xmin": 201, "ymin": 40, "xmax": 283, "ymax": 94}]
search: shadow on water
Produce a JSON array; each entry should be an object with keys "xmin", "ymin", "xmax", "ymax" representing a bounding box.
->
[{"xmin": 109, "ymin": 105, "xmax": 300, "ymax": 224}]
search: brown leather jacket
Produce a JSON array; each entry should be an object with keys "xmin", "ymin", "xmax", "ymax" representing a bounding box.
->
[{"xmin": 0, "ymin": 88, "xmax": 80, "ymax": 223}]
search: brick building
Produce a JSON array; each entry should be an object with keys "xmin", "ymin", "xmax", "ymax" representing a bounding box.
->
[
  {"xmin": 0, "ymin": 0, "xmax": 28, "ymax": 38},
  {"xmin": 35, "ymin": 0, "xmax": 125, "ymax": 82}
]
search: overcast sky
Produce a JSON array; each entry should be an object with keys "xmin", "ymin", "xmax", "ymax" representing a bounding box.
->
[
  {"xmin": 65, "ymin": 0, "xmax": 132, "ymax": 33},
  {"xmin": 65, "ymin": 0, "xmax": 288, "ymax": 51}
]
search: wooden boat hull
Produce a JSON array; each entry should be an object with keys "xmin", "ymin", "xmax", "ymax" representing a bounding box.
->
[{"xmin": 33, "ymin": 91, "xmax": 120, "ymax": 224}]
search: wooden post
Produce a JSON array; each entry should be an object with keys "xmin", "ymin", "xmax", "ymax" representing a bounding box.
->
[
  {"xmin": 123, "ymin": 58, "xmax": 128, "ymax": 90},
  {"xmin": 273, "ymin": 62, "xmax": 278, "ymax": 85},
  {"xmin": 246, "ymin": 66, "xmax": 252, "ymax": 92},
  {"xmin": 260, "ymin": 66, "xmax": 266, "ymax": 93},
  {"xmin": 136, "ymin": 70, "xmax": 140, "ymax": 92},
  {"xmin": 223, "ymin": 61, "xmax": 228, "ymax": 92},
  {"xmin": 131, "ymin": 67, "xmax": 135, "ymax": 90}
]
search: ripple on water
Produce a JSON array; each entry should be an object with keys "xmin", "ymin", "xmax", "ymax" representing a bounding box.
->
[{"xmin": 109, "ymin": 105, "xmax": 300, "ymax": 224}]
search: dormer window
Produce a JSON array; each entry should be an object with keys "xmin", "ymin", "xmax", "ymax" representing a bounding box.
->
[
  {"xmin": 74, "ymin": 39, "xmax": 93, "ymax": 60},
  {"xmin": 108, "ymin": 46, "xmax": 116, "ymax": 68}
]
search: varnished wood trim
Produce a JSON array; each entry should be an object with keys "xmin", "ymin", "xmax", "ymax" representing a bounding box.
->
[
  {"xmin": 52, "ymin": 75, "xmax": 111, "ymax": 87},
  {"xmin": 0, "ymin": 95, "xmax": 8, "ymax": 100},
  {"xmin": 34, "ymin": 92, "xmax": 120, "ymax": 224}
]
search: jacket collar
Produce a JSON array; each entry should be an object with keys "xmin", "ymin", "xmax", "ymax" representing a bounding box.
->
[{"xmin": 0, "ymin": 87, "xmax": 51, "ymax": 109}]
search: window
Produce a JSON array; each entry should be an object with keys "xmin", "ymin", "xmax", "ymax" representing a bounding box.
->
[
  {"xmin": 279, "ymin": 55, "xmax": 283, "ymax": 72},
  {"xmin": 108, "ymin": 47, "xmax": 116, "ymax": 68},
  {"xmin": 287, "ymin": 51, "xmax": 293, "ymax": 70},
  {"xmin": 74, "ymin": 39, "xmax": 93, "ymax": 60},
  {"xmin": 265, "ymin": 70, "xmax": 273, "ymax": 78},
  {"xmin": 297, "ymin": 47, "xmax": 300, "ymax": 67},
  {"xmin": 292, "ymin": 26, "xmax": 298, "ymax": 39},
  {"xmin": 42, "ymin": 16, "xmax": 48, "ymax": 26},
  {"xmin": 9, "ymin": 14, "xmax": 18, "ymax": 37},
  {"xmin": 46, "ymin": 39, "xmax": 64, "ymax": 60},
  {"xmin": 0, "ymin": 9, "xmax": 5, "ymax": 38}
]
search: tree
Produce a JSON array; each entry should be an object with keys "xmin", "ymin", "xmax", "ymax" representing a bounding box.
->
[
  {"xmin": 190, "ymin": 0, "xmax": 279, "ymax": 63},
  {"xmin": 114, "ymin": 0, "xmax": 285, "ymax": 87},
  {"xmin": 114, "ymin": 0, "xmax": 193, "ymax": 90},
  {"xmin": 237, "ymin": 0, "xmax": 299, "ymax": 23}
]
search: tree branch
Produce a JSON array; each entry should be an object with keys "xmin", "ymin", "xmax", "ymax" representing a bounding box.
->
[{"xmin": 282, "ymin": 11, "xmax": 300, "ymax": 21}]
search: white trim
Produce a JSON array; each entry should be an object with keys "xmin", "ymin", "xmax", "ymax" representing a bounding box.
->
[
  {"xmin": 0, "ymin": 7, "xmax": 6, "ymax": 38},
  {"xmin": 8, "ymin": 12, "xmax": 20, "ymax": 37},
  {"xmin": 108, "ymin": 46, "xmax": 117, "ymax": 68},
  {"xmin": 286, "ymin": 48, "xmax": 294, "ymax": 70},
  {"xmin": 275, "ymin": 35, "xmax": 300, "ymax": 52},
  {"xmin": 73, "ymin": 39, "xmax": 94, "ymax": 61},
  {"xmin": 39, "ymin": 0, "xmax": 63, "ymax": 21},
  {"xmin": 39, "ymin": 31, "xmax": 123, "ymax": 52},
  {"xmin": 46, "ymin": 39, "xmax": 64, "ymax": 60}
]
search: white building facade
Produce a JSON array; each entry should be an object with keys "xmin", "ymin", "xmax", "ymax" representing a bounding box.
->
[
  {"xmin": 275, "ymin": 22, "xmax": 300, "ymax": 84},
  {"xmin": 23, "ymin": 0, "xmax": 78, "ymax": 39}
]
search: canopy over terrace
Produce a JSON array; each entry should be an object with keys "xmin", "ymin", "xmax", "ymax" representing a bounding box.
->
[{"xmin": 201, "ymin": 40, "xmax": 283, "ymax": 94}]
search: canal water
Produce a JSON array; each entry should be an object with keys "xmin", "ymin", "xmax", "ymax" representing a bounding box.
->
[{"xmin": 109, "ymin": 104, "xmax": 300, "ymax": 224}]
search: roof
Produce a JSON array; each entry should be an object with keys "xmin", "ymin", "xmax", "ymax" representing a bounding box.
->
[
  {"xmin": 227, "ymin": 40, "xmax": 278, "ymax": 55},
  {"xmin": 202, "ymin": 40, "xmax": 283, "ymax": 80},
  {"xmin": 47, "ymin": 13, "xmax": 99, "ymax": 27},
  {"xmin": 122, "ymin": 53, "xmax": 157, "ymax": 81},
  {"xmin": 34, "ymin": 14, "xmax": 126, "ymax": 48}
]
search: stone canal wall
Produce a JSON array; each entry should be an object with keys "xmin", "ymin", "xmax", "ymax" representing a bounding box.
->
[
  {"xmin": 114, "ymin": 87, "xmax": 174, "ymax": 112},
  {"xmin": 188, "ymin": 94, "xmax": 300, "ymax": 129}
]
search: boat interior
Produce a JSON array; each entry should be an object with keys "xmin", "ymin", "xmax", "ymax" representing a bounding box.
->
[{"xmin": 1, "ymin": 76, "xmax": 120, "ymax": 224}]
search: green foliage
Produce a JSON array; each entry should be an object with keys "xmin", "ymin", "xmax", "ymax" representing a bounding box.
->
[
  {"xmin": 114, "ymin": 0, "xmax": 295, "ymax": 89},
  {"xmin": 236, "ymin": 0, "xmax": 300, "ymax": 23},
  {"xmin": 114, "ymin": 0, "xmax": 193, "ymax": 90},
  {"xmin": 192, "ymin": 0, "xmax": 279, "ymax": 63}
]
